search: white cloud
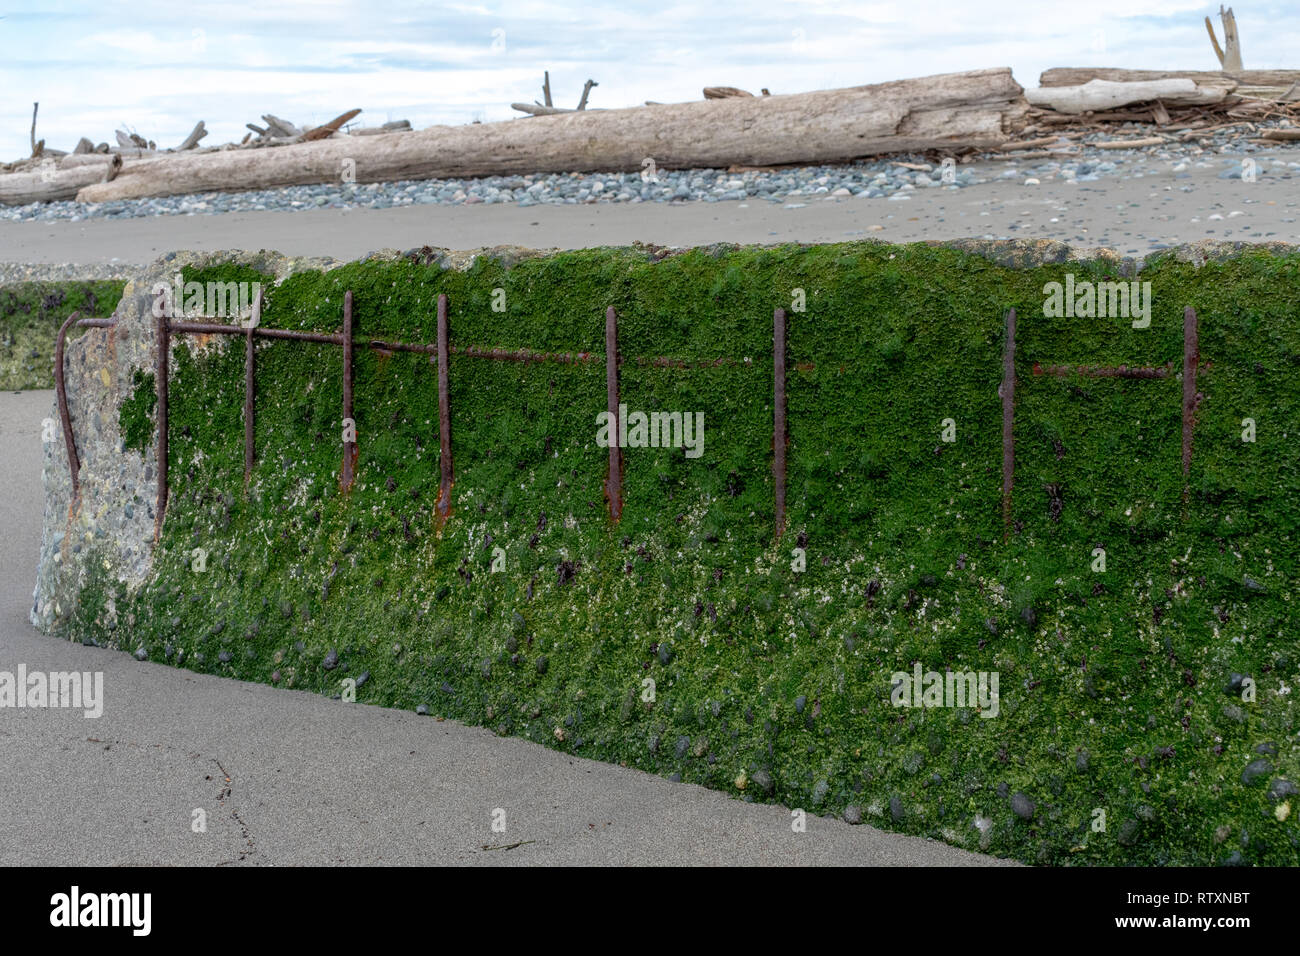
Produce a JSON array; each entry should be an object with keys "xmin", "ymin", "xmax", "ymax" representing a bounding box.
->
[{"xmin": 1, "ymin": 1, "xmax": 1295, "ymax": 160}]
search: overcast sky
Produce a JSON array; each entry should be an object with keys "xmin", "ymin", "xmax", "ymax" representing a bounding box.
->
[{"xmin": 1, "ymin": 1, "xmax": 1295, "ymax": 160}]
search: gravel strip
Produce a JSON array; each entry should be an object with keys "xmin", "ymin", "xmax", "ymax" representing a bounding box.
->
[
  {"xmin": 0, "ymin": 262, "xmax": 131, "ymax": 284},
  {"xmin": 2, "ymin": 127, "xmax": 1297, "ymax": 224}
]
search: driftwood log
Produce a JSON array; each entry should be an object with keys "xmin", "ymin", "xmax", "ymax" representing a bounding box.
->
[
  {"xmin": 262, "ymin": 114, "xmax": 301, "ymax": 138},
  {"xmin": 64, "ymin": 68, "xmax": 1027, "ymax": 204},
  {"xmin": 704, "ymin": 87, "xmax": 754, "ymax": 99},
  {"xmin": 1026, "ymin": 78, "xmax": 1227, "ymax": 113},
  {"xmin": 1206, "ymin": 5, "xmax": 1243, "ymax": 72},
  {"xmin": 177, "ymin": 121, "xmax": 208, "ymax": 150},
  {"xmin": 0, "ymin": 155, "xmax": 120, "ymax": 204},
  {"xmin": 509, "ymin": 103, "xmax": 582, "ymax": 116},
  {"xmin": 302, "ymin": 108, "xmax": 362, "ymax": 141},
  {"xmin": 1039, "ymin": 68, "xmax": 1300, "ymax": 98},
  {"xmin": 58, "ymin": 152, "xmax": 132, "ymax": 169}
]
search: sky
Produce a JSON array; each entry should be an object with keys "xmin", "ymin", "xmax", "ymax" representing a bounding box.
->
[{"xmin": 1, "ymin": 1, "xmax": 1296, "ymax": 160}]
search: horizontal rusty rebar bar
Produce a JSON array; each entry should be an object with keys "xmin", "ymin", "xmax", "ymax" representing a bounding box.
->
[
  {"xmin": 638, "ymin": 355, "xmax": 743, "ymax": 369},
  {"xmin": 1031, "ymin": 361, "xmax": 1173, "ymax": 379},
  {"xmin": 166, "ymin": 321, "xmax": 344, "ymax": 344},
  {"xmin": 457, "ymin": 345, "xmax": 594, "ymax": 364},
  {"xmin": 146, "ymin": 317, "xmax": 772, "ymax": 369}
]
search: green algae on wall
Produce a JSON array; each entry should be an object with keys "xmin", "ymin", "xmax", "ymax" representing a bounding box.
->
[
  {"xmin": 84, "ymin": 241, "xmax": 1300, "ymax": 866},
  {"xmin": 0, "ymin": 281, "xmax": 125, "ymax": 390},
  {"xmin": 119, "ymin": 370, "xmax": 156, "ymax": 453}
]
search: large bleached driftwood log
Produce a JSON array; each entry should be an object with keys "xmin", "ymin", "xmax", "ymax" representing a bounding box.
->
[
  {"xmin": 65, "ymin": 68, "xmax": 1027, "ymax": 204},
  {"xmin": 1039, "ymin": 67, "xmax": 1300, "ymax": 94},
  {"xmin": 1025, "ymin": 78, "xmax": 1227, "ymax": 113}
]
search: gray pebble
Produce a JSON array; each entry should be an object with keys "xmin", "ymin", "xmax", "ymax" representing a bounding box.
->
[
  {"xmin": 1010, "ymin": 792, "xmax": 1035, "ymax": 820},
  {"xmin": 1241, "ymin": 758, "xmax": 1273, "ymax": 785},
  {"xmin": 1267, "ymin": 779, "xmax": 1298, "ymax": 802},
  {"xmin": 1117, "ymin": 819, "xmax": 1141, "ymax": 846}
]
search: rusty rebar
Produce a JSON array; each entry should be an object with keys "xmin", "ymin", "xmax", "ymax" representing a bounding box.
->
[
  {"xmin": 604, "ymin": 306, "xmax": 622, "ymax": 522},
  {"xmin": 341, "ymin": 290, "xmax": 356, "ymax": 492},
  {"xmin": 150, "ymin": 318, "xmax": 761, "ymax": 372},
  {"xmin": 639, "ymin": 355, "xmax": 741, "ymax": 369},
  {"xmin": 243, "ymin": 290, "xmax": 260, "ymax": 483},
  {"xmin": 1031, "ymin": 361, "xmax": 1172, "ymax": 379},
  {"xmin": 435, "ymin": 293, "xmax": 453, "ymax": 519},
  {"xmin": 169, "ymin": 321, "xmax": 343, "ymax": 345},
  {"xmin": 458, "ymin": 345, "xmax": 593, "ymax": 364},
  {"xmin": 154, "ymin": 307, "xmax": 170, "ymax": 542},
  {"xmin": 54, "ymin": 311, "xmax": 81, "ymax": 497},
  {"xmin": 1001, "ymin": 308, "xmax": 1017, "ymax": 539},
  {"xmin": 773, "ymin": 307, "xmax": 788, "ymax": 542}
]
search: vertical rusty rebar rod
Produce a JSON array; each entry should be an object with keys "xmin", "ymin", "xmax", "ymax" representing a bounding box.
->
[
  {"xmin": 154, "ymin": 310, "xmax": 170, "ymax": 542},
  {"xmin": 773, "ymin": 307, "xmax": 788, "ymax": 542},
  {"xmin": 1000, "ymin": 307, "xmax": 1017, "ymax": 539},
  {"xmin": 1181, "ymin": 305, "xmax": 1199, "ymax": 504},
  {"xmin": 604, "ymin": 306, "xmax": 622, "ymax": 522},
  {"xmin": 341, "ymin": 290, "xmax": 356, "ymax": 492},
  {"xmin": 243, "ymin": 289, "xmax": 260, "ymax": 483},
  {"xmin": 435, "ymin": 293, "xmax": 453, "ymax": 518},
  {"xmin": 54, "ymin": 310, "xmax": 81, "ymax": 497}
]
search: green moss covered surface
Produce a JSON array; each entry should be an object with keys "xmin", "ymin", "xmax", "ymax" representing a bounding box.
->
[
  {"xmin": 0, "ymin": 281, "xmax": 124, "ymax": 389},
  {"xmin": 67, "ymin": 243, "xmax": 1300, "ymax": 865}
]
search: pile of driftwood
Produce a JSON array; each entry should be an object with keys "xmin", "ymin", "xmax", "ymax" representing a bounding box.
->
[
  {"xmin": 2, "ymin": 28, "xmax": 1298, "ymax": 208},
  {"xmin": 1028, "ymin": 69, "xmax": 1298, "ymax": 124},
  {"xmin": 0, "ymin": 67, "xmax": 1032, "ymax": 205},
  {"xmin": 0, "ymin": 105, "xmax": 418, "ymax": 205},
  {"xmin": 926, "ymin": 66, "xmax": 1300, "ymax": 171},
  {"xmin": 1016, "ymin": 9, "xmax": 1299, "ymax": 146}
]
